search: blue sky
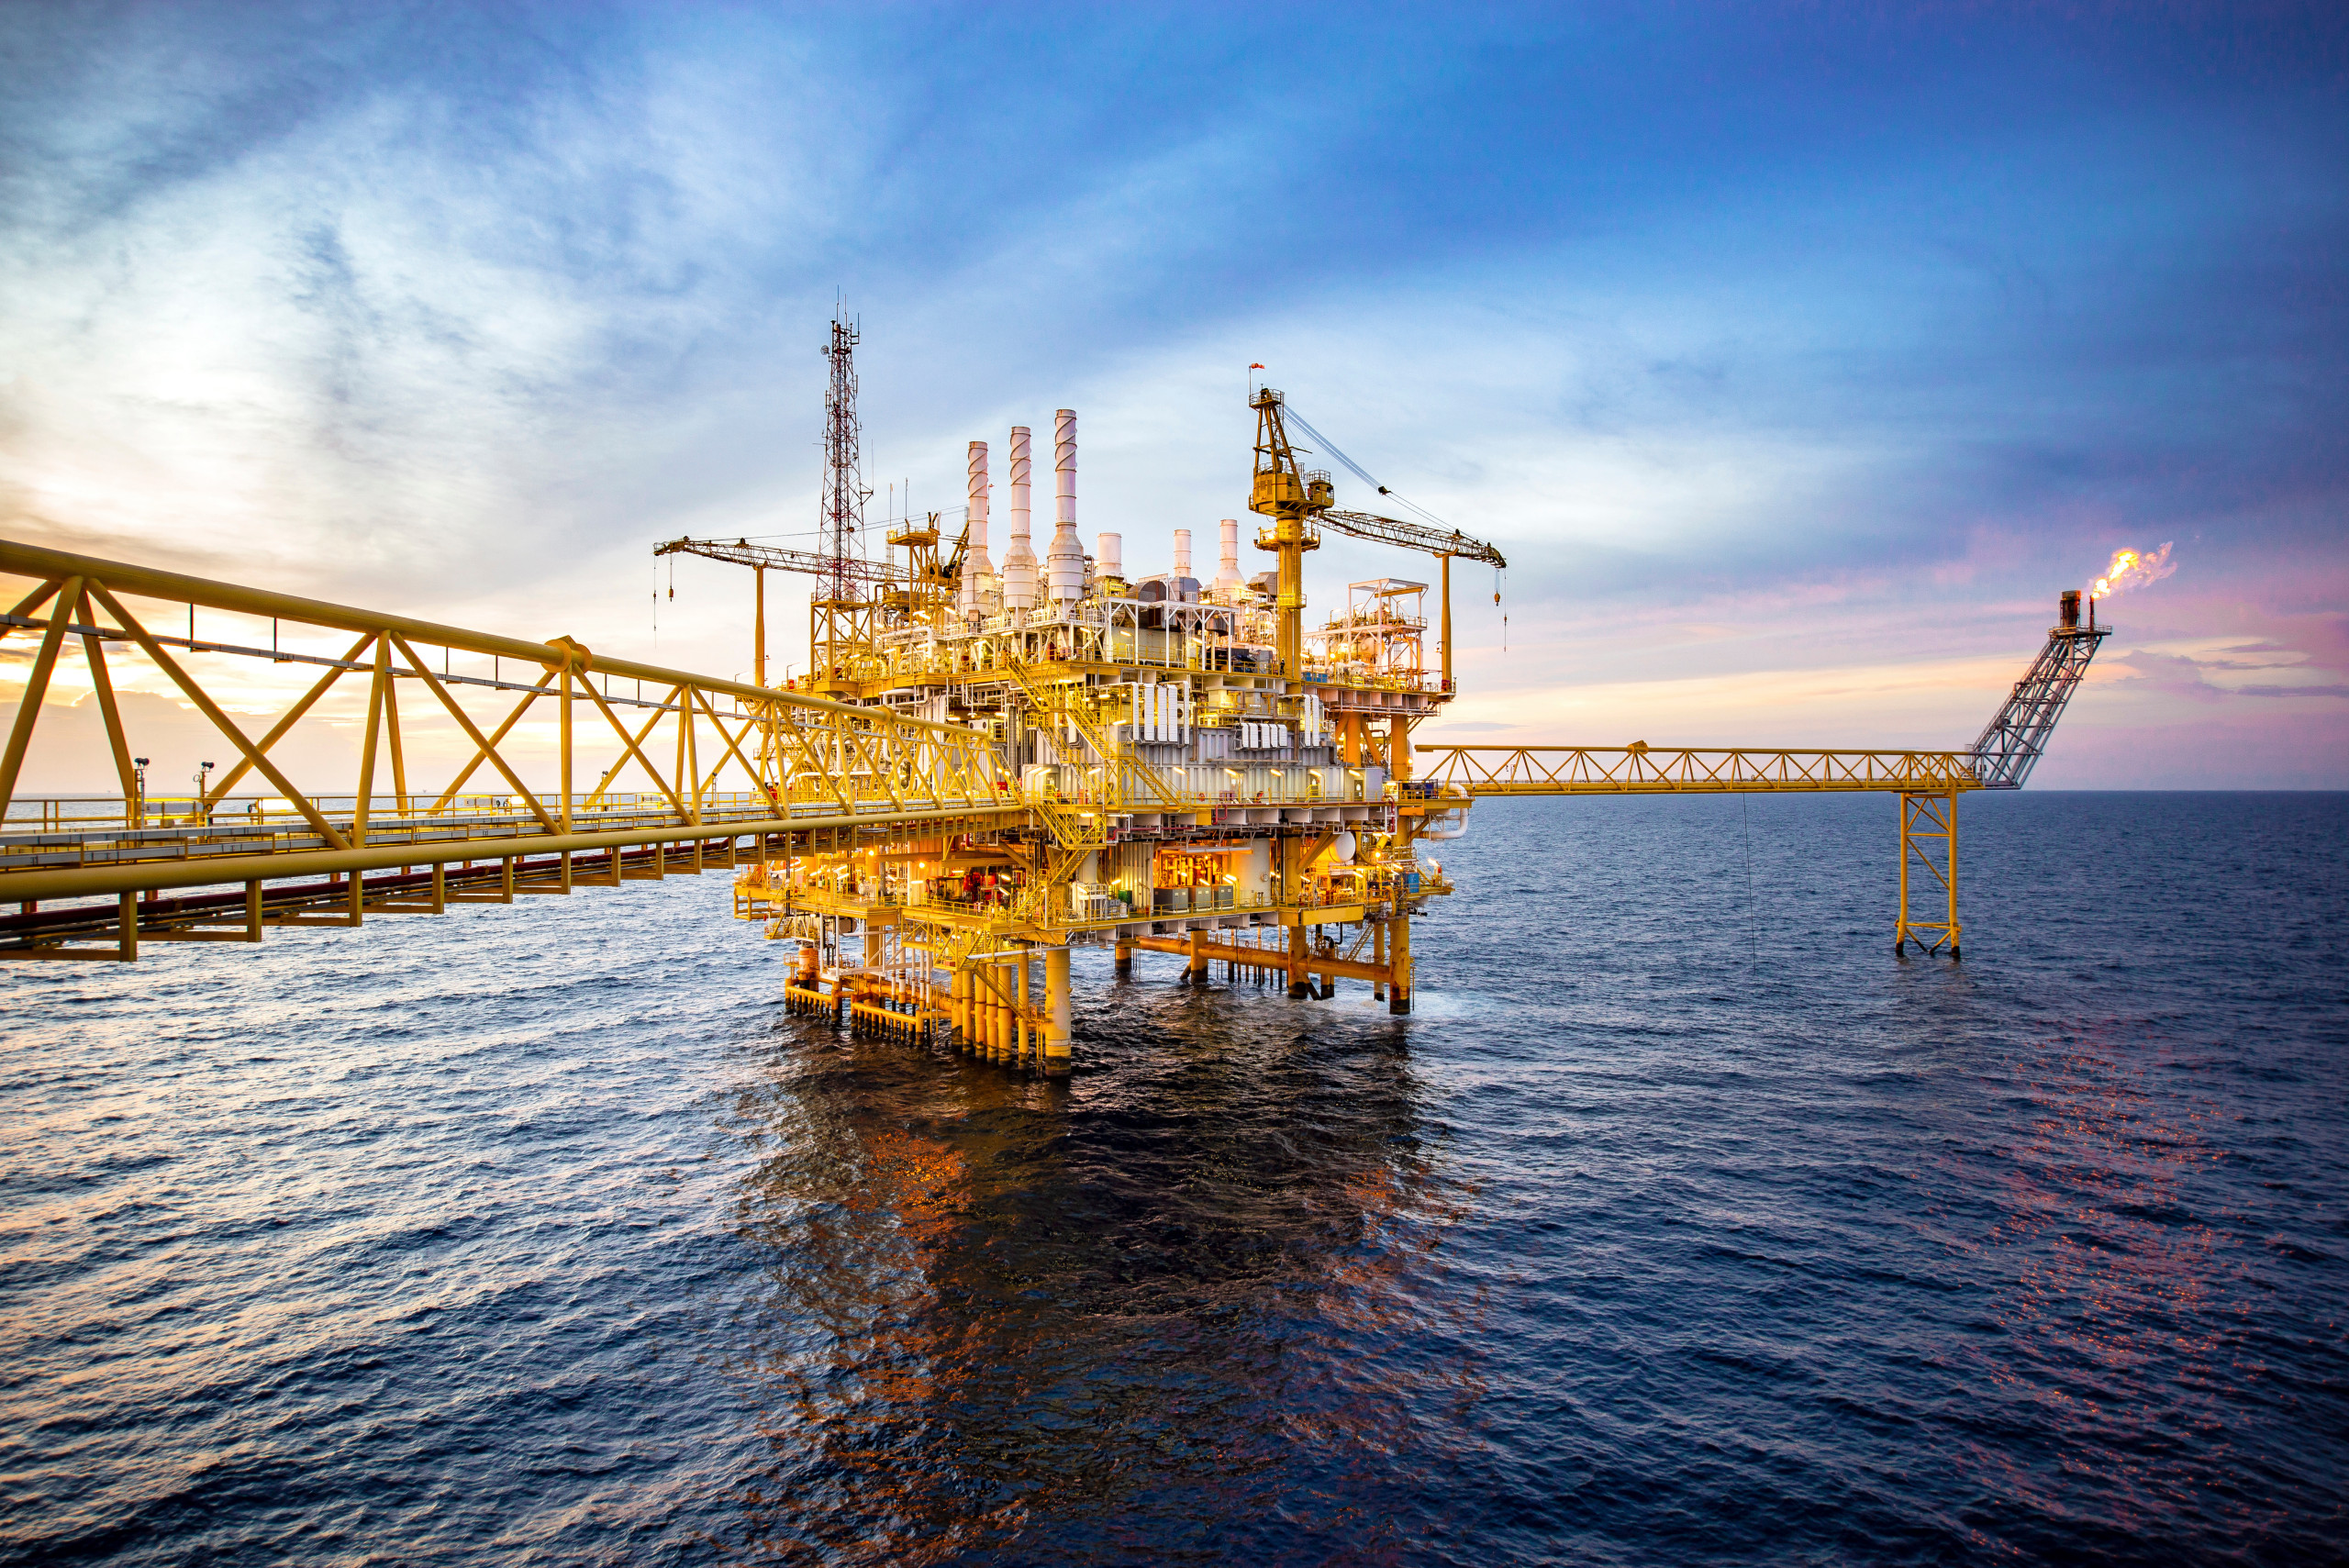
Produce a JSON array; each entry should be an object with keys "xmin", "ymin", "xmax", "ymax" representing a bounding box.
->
[{"xmin": 4, "ymin": 2, "xmax": 2344, "ymax": 784}]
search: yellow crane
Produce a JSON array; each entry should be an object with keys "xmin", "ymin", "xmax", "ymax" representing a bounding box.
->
[{"xmin": 1248, "ymin": 387, "xmax": 1505, "ymax": 692}]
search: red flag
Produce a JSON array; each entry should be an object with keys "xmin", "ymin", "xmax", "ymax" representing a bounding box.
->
[{"xmin": 1249, "ymin": 363, "xmax": 1264, "ymax": 370}]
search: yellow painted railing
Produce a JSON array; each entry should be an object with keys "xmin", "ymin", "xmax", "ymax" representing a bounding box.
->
[{"xmin": 1414, "ymin": 745, "xmax": 1977, "ymax": 795}]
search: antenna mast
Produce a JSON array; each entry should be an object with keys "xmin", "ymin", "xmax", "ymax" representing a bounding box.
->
[{"xmin": 820, "ymin": 316, "xmax": 869, "ymax": 603}]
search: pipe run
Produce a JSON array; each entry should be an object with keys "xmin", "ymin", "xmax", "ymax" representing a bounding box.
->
[{"xmin": 0, "ymin": 804, "xmax": 1028, "ymax": 902}]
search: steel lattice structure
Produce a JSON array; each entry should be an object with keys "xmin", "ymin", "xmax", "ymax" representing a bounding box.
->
[
  {"xmin": 0, "ymin": 541, "xmax": 1017, "ymax": 917},
  {"xmin": 1969, "ymin": 622, "xmax": 2110, "ymax": 788},
  {"xmin": 653, "ymin": 536, "xmax": 896, "ymax": 588},
  {"xmin": 1414, "ymin": 745, "xmax": 1978, "ymax": 795},
  {"xmin": 818, "ymin": 315, "xmax": 869, "ymax": 606}
]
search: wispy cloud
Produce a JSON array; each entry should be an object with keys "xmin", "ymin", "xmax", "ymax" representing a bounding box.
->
[{"xmin": 2, "ymin": 2, "xmax": 2343, "ymax": 784}]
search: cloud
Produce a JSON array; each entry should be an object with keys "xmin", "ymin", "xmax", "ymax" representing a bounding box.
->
[
  {"xmin": 2, "ymin": 4, "xmax": 2343, "ymax": 785},
  {"xmin": 2105, "ymin": 639, "xmax": 2349, "ymax": 705}
]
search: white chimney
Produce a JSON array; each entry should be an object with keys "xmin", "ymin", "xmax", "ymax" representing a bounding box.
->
[
  {"xmin": 1001, "ymin": 425, "xmax": 1037, "ymax": 611},
  {"xmin": 1097, "ymin": 531, "xmax": 1122, "ymax": 579},
  {"xmin": 1045, "ymin": 408, "xmax": 1085, "ymax": 601},
  {"xmin": 1215, "ymin": 517, "xmax": 1244, "ymax": 599},
  {"xmin": 959, "ymin": 441, "xmax": 994, "ymax": 617},
  {"xmin": 1173, "ymin": 528, "xmax": 1192, "ymax": 579}
]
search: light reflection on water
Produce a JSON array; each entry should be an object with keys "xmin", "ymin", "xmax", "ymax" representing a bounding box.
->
[
  {"xmin": 1, "ymin": 791, "xmax": 2343, "ymax": 1564},
  {"xmin": 707, "ymin": 999, "xmax": 1481, "ymax": 1564}
]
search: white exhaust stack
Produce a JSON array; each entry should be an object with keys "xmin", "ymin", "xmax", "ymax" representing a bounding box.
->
[
  {"xmin": 1097, "ymin": 531, "xmax": 1122, "ymax": 580},
  {"xmin": 1001, "ymin": 425, "xmax": 1037, "ymax": 610},
  {"xmin": 1045, "ymin": 408, "xmax": 1085, "ymax": 602},
  {"xmin": 1215, "ymin": 517, "xmax": 1244, "ymax": 599},
  {"xmin": 960, "ymin": 441, "xmax": 994, "ymax": 617},
  {"xmin": 1173, "ymin": 528, "xmax": 1192, "ymax": 579}
]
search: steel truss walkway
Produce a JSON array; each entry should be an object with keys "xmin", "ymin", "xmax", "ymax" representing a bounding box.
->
[
  {"xmin": 1414, "ymin": 744, "xmax": 1976, "ymax": 795},
  {"xmin": 1412, "ymin": 745, "xmax": 1979, "ymax": 957},
  {"xmin": 0, "ymin": 540, "xmax": 1021, "ymax": 957}
]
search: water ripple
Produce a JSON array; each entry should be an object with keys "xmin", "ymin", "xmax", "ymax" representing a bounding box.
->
[{"xmin": 1, "ymin": 791, "xmax": 2343, "ymax": 1564}]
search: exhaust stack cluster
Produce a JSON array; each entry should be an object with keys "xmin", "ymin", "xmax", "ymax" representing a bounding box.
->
[{"xmin": 959, "ymin": 409, "xmax": 1262, "ymax": 600}]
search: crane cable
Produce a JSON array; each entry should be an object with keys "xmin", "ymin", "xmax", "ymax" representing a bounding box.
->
[
  {"xmin": 1284, "ymin": 399, "xmax": 1511, "ymax": 653},
  {"xmin": 1279, "ymin": 406, "xmax": 1456, "ymax": 533}
]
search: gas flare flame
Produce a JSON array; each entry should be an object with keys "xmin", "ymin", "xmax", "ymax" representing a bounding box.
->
[{"xmin": 2087, "ymin": 541, "xmax": 2176, "ymax": 601}]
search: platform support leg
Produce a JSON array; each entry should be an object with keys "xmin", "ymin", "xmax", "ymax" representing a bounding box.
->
[
  {"xmin": 1186, "ymin": 931, "xmax": 1207, "ymax": 987},
  {"xmin": 1016, "ymin": 950, "xmax": 1030, "ymax": 1062},
  {"xmin": 1387, "ymin": 915, "xmax": 1412, "ymax": 1015},
  {"xmin": 1286, "ymin": 923, "xmax": 1310, "ymax": 998},
  {"xmin": 1894, "ymin": 789, "xmax": 1961, "ymax": 958},
  {"xmin": 1043, "ymin": 945, "xmax": 1073, "ymax": 1070},
  {"xmin": 998, "ymin": 967, "xmax": 1016, "ymax": 1059},
  {"xmin": 1115, "ymin": 940, "xmax": 1131, "ymax": 978},
  {"xmin": 1002, "ymin": 969, "xmax": 1015, "ymax": 1059}
]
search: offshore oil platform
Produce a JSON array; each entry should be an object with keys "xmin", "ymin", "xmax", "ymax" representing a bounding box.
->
[{"xmin": 0, "ymin": 317, "xmax": 2122, "ymax": 1069}]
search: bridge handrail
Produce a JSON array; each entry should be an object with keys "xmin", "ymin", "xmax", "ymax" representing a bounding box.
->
[
  {"xmin": 0, "ymin": 539, "xmax": 980, "ymax": 730},
  {"xmin": 1413, "ymin": 744, "xmax": 1980, "ymax": 794}
]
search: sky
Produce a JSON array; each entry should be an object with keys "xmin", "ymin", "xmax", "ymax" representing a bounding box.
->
[{"xmin": 3, "ymin": 1, "xmax": 2345, "ymax": 788}]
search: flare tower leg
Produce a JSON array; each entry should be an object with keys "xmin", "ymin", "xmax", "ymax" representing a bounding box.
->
[{"xmin": 1894, "ymin": 790, "xmax": 1961, "ymax": 958}]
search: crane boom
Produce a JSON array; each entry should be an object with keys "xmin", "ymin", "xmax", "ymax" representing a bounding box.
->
[
  {"xmin": 652, "ymin": 535, "xmax": 896, "ymax": 586},
  {"xmin": 1319, "ymin": 509, "xmax": 1506, "ymax": 569},
  {"xmin": 654, "ymin": 535, "xmax": 897, "ymax": 688}
]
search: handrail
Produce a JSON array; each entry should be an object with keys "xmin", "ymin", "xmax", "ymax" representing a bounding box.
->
[
  {"xmin": 0, "ymin": 539, "xmax": 974, "ymax": 728},
  {"xmin": 1414, "ymin": 745, "xmax": 1979, "ymax": 795}
]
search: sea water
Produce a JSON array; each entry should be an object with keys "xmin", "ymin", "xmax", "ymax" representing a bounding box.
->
[{"xmin": 3, "ymin": 792, "xmax": 2343, "ymax": 1564}]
